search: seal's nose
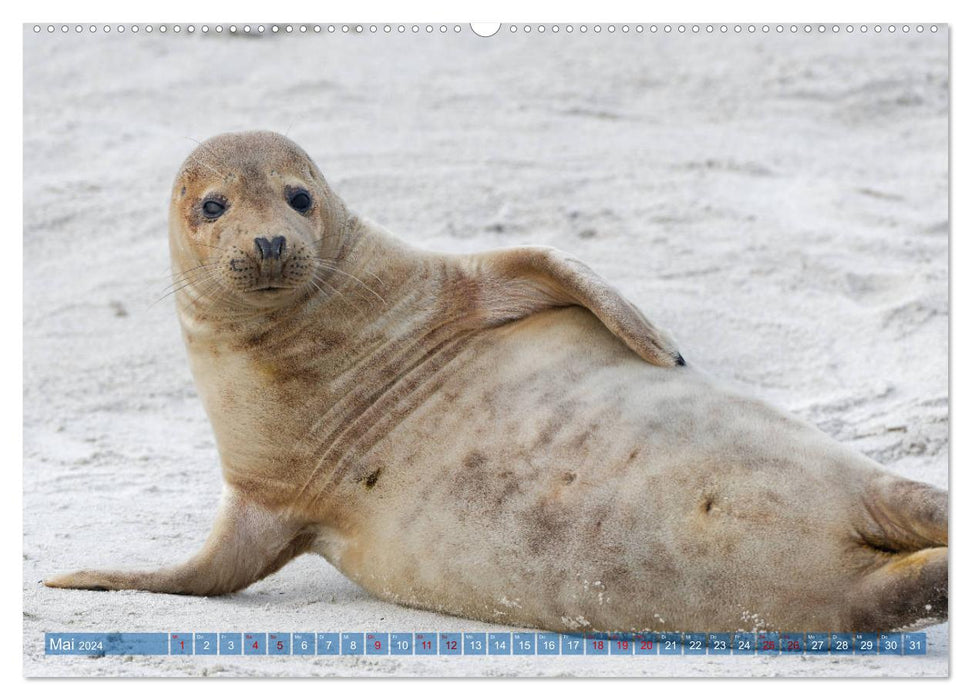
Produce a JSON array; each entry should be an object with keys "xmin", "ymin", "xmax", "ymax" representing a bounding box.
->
[{"xmin": 254, "ymin": 236, "xmax": 287, "ymax": 261}]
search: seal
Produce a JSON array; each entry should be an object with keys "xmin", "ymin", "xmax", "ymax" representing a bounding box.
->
[{"xmin": 46, "ymin": 131, "xmax": 948, "ymax": 633}]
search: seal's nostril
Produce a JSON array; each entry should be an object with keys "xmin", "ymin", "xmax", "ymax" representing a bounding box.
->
[
  {"xmin": 270, "ymin": 236, "xmax": 286, "ymax": 260},
  {"xmin": 254, "ymin": 236, "xmax": 285, "ymax": 261},
  {"xmin": 254, "ymin": 237, "xmax": 272, "ymax": 260}
]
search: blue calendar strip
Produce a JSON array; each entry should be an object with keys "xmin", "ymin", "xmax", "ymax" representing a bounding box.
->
[{"xmin": 44, "ymin": 631, "xmax": 927, "ymax": 657}]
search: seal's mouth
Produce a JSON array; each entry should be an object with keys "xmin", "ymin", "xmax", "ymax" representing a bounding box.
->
[{"xmin": 213, "ymin": 235, "xmax": 313, "ymax": 301}]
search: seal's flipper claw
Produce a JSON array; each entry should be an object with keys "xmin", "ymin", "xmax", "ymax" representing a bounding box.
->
[
  {"xmin": 45, "ymin": 491, "xmax": 313, "ymax": 596},
  {"xmin": 474, "ymin": 246, "xmax": 682, "ymax": 368}
]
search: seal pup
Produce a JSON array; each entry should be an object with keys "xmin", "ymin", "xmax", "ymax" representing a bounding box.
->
[{"xmin": 47, "ymin": 131, "xmax": 947, "ymax": 633}]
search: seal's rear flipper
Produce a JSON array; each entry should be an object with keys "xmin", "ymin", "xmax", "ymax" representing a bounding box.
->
[
  {"xmin": 473, "ymin": 246, "xmax": 683, "ymax": 368},
  {"xmin": 44, "ymin": 490, "xmax": 313, "ymax": 596},
  {"xmin": 849, "ymin": 475, "xmax": 948, "ymax": 630},
  {"xmin": 860, "ymin": 475, "xmax": 948, "ymax": 551}
]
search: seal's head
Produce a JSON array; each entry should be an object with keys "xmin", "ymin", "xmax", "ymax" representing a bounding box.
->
[{"xmin": 169, "ymin": 131, "xmax": 349, "ymax": 310}]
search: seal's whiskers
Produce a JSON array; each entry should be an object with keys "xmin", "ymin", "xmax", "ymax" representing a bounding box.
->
[{"xmin": 313, "ymin": 258, "xmax": 387, "ymax": 305}]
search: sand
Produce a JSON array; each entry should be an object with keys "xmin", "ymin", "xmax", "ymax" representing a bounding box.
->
[{"xmin": 22, "ymin": 25, "xmax": 948, "ymax": 677}]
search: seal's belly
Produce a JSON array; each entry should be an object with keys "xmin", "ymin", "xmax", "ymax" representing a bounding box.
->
[{"xmin": 327, "ymin": 307, "xmax": 872, "ymax": 632}]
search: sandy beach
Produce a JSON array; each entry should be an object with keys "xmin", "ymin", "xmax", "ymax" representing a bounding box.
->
[{"xmin": 23, "ymin": 25, "xmax": 948, "ymax": 677}]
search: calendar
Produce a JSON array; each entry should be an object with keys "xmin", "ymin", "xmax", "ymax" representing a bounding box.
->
[{"xmin": 44, "ymin": 631, "xmax": 927, "ymax": 657}]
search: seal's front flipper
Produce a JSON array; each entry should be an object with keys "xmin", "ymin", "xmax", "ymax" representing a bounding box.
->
[
  {"xmin": 44, "ymin": 490, "xmax": 314, "ymax": 596},
  {"xmin": 472, "ymin": 246, "xmax": 683, "ymax": 368}
]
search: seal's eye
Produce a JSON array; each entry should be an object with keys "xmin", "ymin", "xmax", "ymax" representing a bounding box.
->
[
  {"xmin": 288, "ymin": 190, "xmax": 312, "ymax": 213},
  {"xmin": 202, "ymin": 199, "xmax": 226, "ymax": 219}
]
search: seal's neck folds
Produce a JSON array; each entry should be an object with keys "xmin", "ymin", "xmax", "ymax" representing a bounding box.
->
[{"xmin": 175, "ymin": 220, "xmax": 480, "ymax": 508}]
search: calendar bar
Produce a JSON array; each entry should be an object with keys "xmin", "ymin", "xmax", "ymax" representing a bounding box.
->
[{"xmin": 44, "ymin": 631, "xmax": 927, "ymax": 657}]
